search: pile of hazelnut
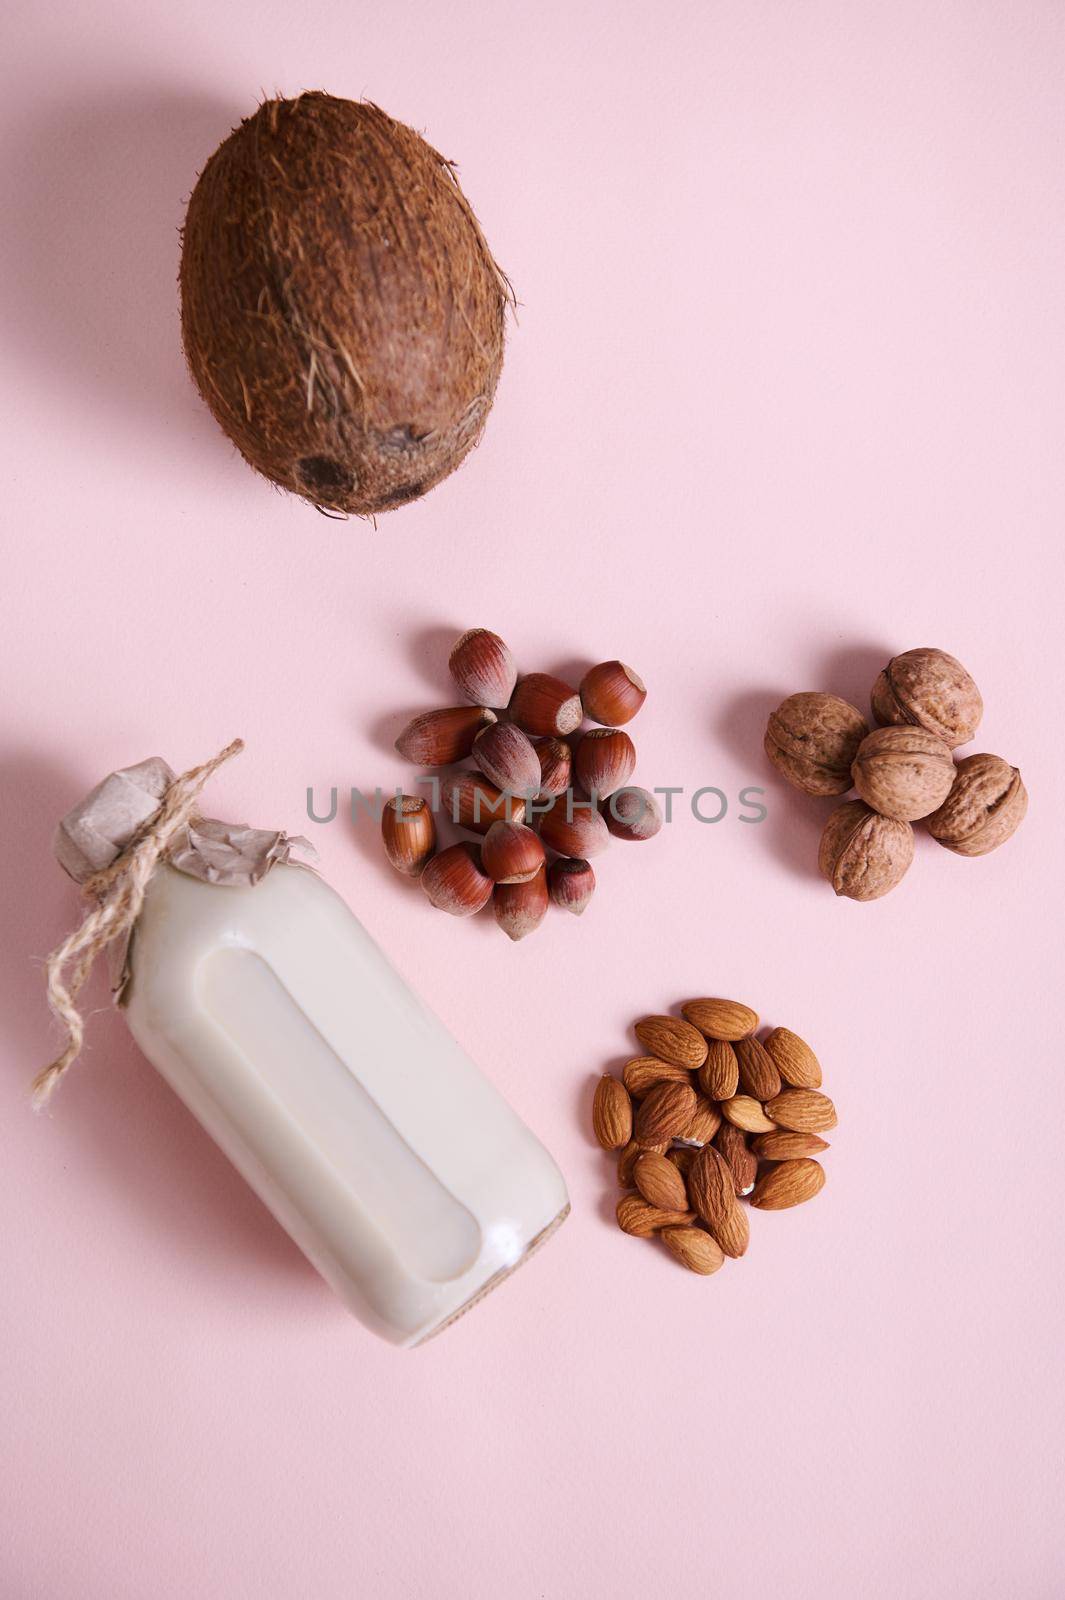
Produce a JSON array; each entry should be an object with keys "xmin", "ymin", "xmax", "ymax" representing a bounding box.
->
[
  {"xmin": 764, "ymin": 647, "xmax": 1028, "ymax": 901},
  {"xmin": 381, "ymin": 629, "xmax": 659, "ymax": 939}
]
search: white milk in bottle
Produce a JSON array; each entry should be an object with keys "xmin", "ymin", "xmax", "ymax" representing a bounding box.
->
[{"xmin": 50, "ymin": 757, "xmax": 569, "ymax": 1346}]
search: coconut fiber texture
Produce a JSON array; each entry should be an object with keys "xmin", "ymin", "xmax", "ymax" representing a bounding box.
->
[{"xmin": 180, "ymin": 93, "xmax": 512, "ymax": 516}]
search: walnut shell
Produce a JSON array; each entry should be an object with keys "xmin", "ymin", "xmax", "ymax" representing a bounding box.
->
[
  {"xmin": 818, "ymin": 800, "xmax": 914, "ymax": 901},
  {"xmin": 871, "ymin": 648, "xmax": 982, "ymax": 749},
  {"xmin": 851, "ymin": 725, "xmax": 955, "ymax": 822},
  {"xmin": 926, "ymin": 753, "xmax": 1027, "ymax": 856},
  {"xmin": 764, "ymin": 692, "xmax": 869, "ymax": 796}
]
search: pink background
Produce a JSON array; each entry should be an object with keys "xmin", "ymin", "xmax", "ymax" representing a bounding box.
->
[{"xmin": 2, "ymin": 2, "xmax": 1062, "ymax": 1596}]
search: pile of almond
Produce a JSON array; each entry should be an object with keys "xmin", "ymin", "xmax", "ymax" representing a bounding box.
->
[
  {"xmin": 382, "ymin": 628, "xmax": 659, "ymax": 939},
  {"xmin": 592, "ymin": 999, "xmax": 836, "ymax": 1275}
]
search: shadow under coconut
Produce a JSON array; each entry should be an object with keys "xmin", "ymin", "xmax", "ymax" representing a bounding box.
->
[{"xmin": 0, "ymin": 85, "xmax": 241, "ymax": 452}]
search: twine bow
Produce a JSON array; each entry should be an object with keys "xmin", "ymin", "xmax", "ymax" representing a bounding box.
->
[{"xmin": 33, "ymin": 738, "xmax": 244, "ymax": 1110}]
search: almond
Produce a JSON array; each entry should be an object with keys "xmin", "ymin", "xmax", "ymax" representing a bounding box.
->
[
  {"xmin": 634, "ymin": 1081, "xmax": 697, "ymax": 1146},
  {"xmin": 688, "ymin": 1145, "xmax": 750, "ymax": 1257},
  {"xmin": 698, "ymin": 1038, "xmax": 739, "ymax": 1101},
  {"xmin": 681, "ymin": 997, "xmax": 758, "ymax": 1041},
  {"xmin": 763, "ymin": 1027, "xmax": 822, "ymax": 1089},
  {"xmin": 622, "ymin": 1056, "xmax": 693, "ymax": 1098},
  {"xmin": 713, "ymin": 1122, "xmax": 758, "ymax": 1195},
  {"xmin": 667, "ymin": 1146, "xmax": 696, "ymax": 1177},
  {"xmin": 616, "ymin": 1195, "xmax": 695, "ymax": 1237},
  {"xmin": 634, "ymin": 1151, "xmax": 688, "ymax": 1211},
  {"xmin": 616, "ymin": 1139, "xmax": 641, "ymax": 1188},
  {"xmin": 750, "ymin": 1158, "xmax": 826, "ymax": 1210},
  {"xmin": 720, "ymin": 1095, "xmax": 776, "ymax": 1134},
  {"xmin": 735, "ymin": 1036, "xmax": 782, "ymax": 1101},
  {"xmin": 604, "ymin": 997, "xmax": 836, "ymax": 1275},
  {"xmin": 751, "ymin": 1130, "xmax": 830, "ymax": 1160},
  {"xmin": 680, "ymin": 1093, "xmax": 722, "ymax": 1146},
  {"xmin": 660, "ymin": 1226, "xmax": 725, "ymax": 1275},
  {"xmin": 634, "ymin": 1015, "xmax": 708, "ymax": 1070},
  {"xmin": 592, "ymin": 1075, "xmax": 632, "ymax": 1150},
  {"xmin": 764, "ymin": 1088, "xmax": 837, "ymax": 1133}
]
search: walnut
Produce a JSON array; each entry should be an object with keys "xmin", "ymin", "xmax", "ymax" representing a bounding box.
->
[
  {"xmin": 926, "ymin": 753, "xmax": 1027, "ymax": 856},
  {"xmin": 764, "ymin": 692, "xmax": 868, "ymax": 797},
  {"xmin": 818, "ymin": 800, "xmax": 915, "ymax": 901},
  {"xmin": 851, "ymin": 726, "xmax": 955, "ymax": 822},
  {"xmin": 871, "ymin": 648, "xmax": 982, "ymax": 749}
]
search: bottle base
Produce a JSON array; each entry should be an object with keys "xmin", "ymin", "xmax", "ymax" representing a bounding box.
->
[{"xmin": 413, "ymin": 1201, "xmax": 571, "ymax": 1346}]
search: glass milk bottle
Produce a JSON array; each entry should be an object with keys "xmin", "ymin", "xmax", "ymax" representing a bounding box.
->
[{"xmin": 49, "ymin": 758, "xmax": 570, "ymax": 1346}]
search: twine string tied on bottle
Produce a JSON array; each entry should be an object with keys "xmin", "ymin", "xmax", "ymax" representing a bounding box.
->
[{"xmin": 32, "ymin": 738, "xmax": 244, "ymax": 1109}]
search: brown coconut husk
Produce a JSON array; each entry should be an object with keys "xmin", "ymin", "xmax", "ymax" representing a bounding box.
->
[{"xmin": 179, "ymin": 92, "xmax": 512, "ymax": 516}]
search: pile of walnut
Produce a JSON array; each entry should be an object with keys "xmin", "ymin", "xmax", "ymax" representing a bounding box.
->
[
  {"xmin": 592, "ymin": 999, "xmax": 836, "ymax": 1276},
  {"xmin": 764, "ymin": 647, "xmax": 1028, "ymax": 901},
  {"xmin": 383, "ymin": 629, "xmax": 659, "ymax": 939}
]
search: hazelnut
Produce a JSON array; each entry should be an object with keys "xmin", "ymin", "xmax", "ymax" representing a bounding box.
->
[
  {"xmin": 481, "ymin": 820, "xmax": 546, "ymax": 884},
  {"xmin": 580, "ymin": 660, "xmax": 646, "ymax": 725},
  {"xmin": 509, "ymin": 673, "xmax": 582, "ymax": 738},
  {"xmin": 440, "ymin": 773, "xmax": 524, "ymax": 834},
  {"xmin": 534, "ymin": 737, "xmax": 572, "ymax": 798},
  {"xmin": 420, "ymin": 843, "xmax": 494, "ymax": 915},
  {"xmin": 472, "ymin": 722, "xmax": 540, "ymax": 795},
  {"xmin": 574, "ymin": 728, "xmax": 636, "ymax": 798},
  {"xmin": 448, "ymin": 629, "xmax": 517, "ymax": 709},
  {"xmin": 764, "ymin": 693, "xmax": 868, "ymax": 796},
  {"xmin": 871, "ymin": 647, "xmax": 982, "ymax": 749},
  {"xmin": 851, "ymin": 726, "xmax": 955, "ymax": 822},
  {"xmin": 603, "ymin": 786, "xmax": 663, "ymax": 841},
  {"xmin": 395, "ymin": 706, "xmax": 496, "ymax": 766},
  {"xmin": 547, "ymin": 856, "xmax": 595, "ymax": 915},
  {"xmin": 539, "ymin": 796, "xmax": 611, "ymax": 858},
  {"xmin": 381, "ymin": 794, "xmax": 436, "ymax": 877},
  {"xmin": 818, "ymin": 799, "xmax": 915, "ymax": 901},
  {"xmin": 926, "ymin": 752, "xmax": 1028, "ymax": 856},
  {"xmin": 493, "ymin": 867, "xmax": 549, "ymax": 941}
]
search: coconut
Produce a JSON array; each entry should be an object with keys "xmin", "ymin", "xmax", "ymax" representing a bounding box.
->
[{"xmin": 179, "ymin": 93, "xmax": 511, "ymax": 515}]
